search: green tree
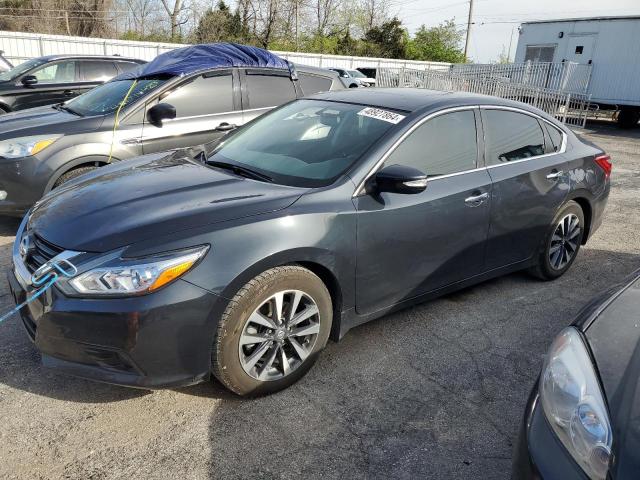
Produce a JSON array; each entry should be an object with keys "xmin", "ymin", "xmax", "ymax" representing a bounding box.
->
[
  {"xmin": 193, "ymin": 1, "xmax": 238, "ymax": 44},
  {"xmin": 363, "ymin": 17, "xmax": 408, "ymax": 58},
  {"xmin": 407, "ymin": 20, "xmax": 465, "ymax": 63}
]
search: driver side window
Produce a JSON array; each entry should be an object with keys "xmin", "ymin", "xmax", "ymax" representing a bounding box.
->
[
  {"xmin": 384, "ymin": 110, "xmax": 478, "ymax": 177},
  {"xmin": 31, "ymin": 61, "xmax": 77, "ymax": 84}
]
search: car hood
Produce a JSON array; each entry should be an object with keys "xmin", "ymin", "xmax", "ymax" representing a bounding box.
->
[
  {"xmin": 0, "ymin": 105, "xmax": 100, "ymax": 138},
  {"xmin": 28, "ymin": 150, "xmax": 306, "ymax": 252},
  {"xmin": 583, "ymin": 273, "xmax": 640, "ymax": 478}
]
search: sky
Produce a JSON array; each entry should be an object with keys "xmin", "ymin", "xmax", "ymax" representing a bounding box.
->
[{"xmin": 394, "ymin": 0, "xmax": 640, "ymax": 63}]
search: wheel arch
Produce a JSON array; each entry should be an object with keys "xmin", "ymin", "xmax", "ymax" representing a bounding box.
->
[
  {"xmin": 217, "ymin": 248, "xmax": 347, "ymax": 342},
  {"xmin": 565, "ymin": 192, "xmax": 593, "ymax": 244},
  {"xmin": 44, "ymin": 155, "xmax": 112, "ymax": 192}
]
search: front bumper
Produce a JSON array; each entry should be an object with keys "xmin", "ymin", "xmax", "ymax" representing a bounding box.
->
[
  {"xmin": 513, "ymin": 383, "xmax": 588, "ymax": 480},
  {"xmin": 0, "ymin": 155, "xmax": 50, "ymax": 216},
  {"xmin": 7, "ymin": 261, "xmax": 228, "ymax": 389}
]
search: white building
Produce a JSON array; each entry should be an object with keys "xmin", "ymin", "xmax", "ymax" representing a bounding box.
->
[{"xmin": 515, "ymin": 16, "xmax": 640, "ymax": 127}]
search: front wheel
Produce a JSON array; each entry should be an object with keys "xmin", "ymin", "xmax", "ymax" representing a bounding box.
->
[
  {"xmin": 529, "ymin": 200, "xmax": 585, "ymax": 280},
  {"xmin": 212, "ymin": 266, "xmax": 332, "ymax": 396}
]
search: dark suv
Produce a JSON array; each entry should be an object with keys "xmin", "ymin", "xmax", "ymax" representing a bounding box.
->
[
  {"xmin": 0, "ymin": 46, "xmax": 343, "ymax": 216},
  {"xmin": 0, "ymin": 55, "xmax": 145, "ymax": 113}
]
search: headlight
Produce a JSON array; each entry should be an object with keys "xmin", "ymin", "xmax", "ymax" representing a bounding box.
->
[
  {"xmin": 69, "ymin": 246, "xmax": 209, "ymax": 296},
  {"xmin": 540, "ymin": 327, "xmax": 612, "ymax": 480},
  {"xmin": 0, "ymin": 135, "xmax": 60, "ymax": 158}
]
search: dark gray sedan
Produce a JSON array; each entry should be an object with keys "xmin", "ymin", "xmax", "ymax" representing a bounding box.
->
[{"xmin": 8, "ymin": 89, "xmax": 611, "ymax": 396}]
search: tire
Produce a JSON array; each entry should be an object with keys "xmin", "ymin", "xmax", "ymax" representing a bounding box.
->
[
  {"xmin": 617, "ymin": 107, "xmax": 640, "ymax": 129},
  {"xmin": 212, "ymin": 266, "xmax": 332, "ymax": 396},
  {"xmin": 529, "ymin": 200, "xmax": 585, "ymax": 281},
  {"xmin": 53, "ymin": 166, "xmax": 98, "ymax": 188},
  {"xmin": 348, "ymin": 83, "xmax": 359, "ymax": 88}
]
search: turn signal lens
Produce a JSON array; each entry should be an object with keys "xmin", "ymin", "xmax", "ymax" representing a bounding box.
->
[
  {"xmin": 594, "ymin": 154, "xmax": 612, "ymax": 179},
  {"xmin": 31, "ymin": 139, "xmax": 56, "ymax": 155},
  {"xmin": 149, "ymin": 259, "xmax": 198, "ymax": 291}
]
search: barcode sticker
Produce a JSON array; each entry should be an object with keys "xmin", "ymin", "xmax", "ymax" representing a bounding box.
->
[{"xmin": 357, "ymin": 107, "xmax": 406, "ymax": 124}]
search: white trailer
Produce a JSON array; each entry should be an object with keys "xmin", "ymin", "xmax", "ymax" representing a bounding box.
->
[{"xmin": 515, "ymin": 16, "xmax": 640, "ymax": 127}]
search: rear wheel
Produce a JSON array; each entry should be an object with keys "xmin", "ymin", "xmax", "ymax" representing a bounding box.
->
[
  {"xmin": 529, "ymin": 201, "xmax": 585, "ymax": 280},
  {"xmin": 53, "ymin": 166, "xmax": 98, "ymax": 188},
  {"xmin": 212, "ymin": 266, "xmax": 332, "ymax": 396}
]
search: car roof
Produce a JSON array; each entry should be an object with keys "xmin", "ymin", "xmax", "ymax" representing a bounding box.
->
[
  {"xmin": 36, "ymin": 54, "xmax": 145, "ymax": 63},
  {"xmin": 308, "ymin": 87, "xmax": 556, "ymax": 117}
]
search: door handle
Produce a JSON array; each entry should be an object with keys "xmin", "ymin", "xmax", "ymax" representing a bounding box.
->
[
  {"xmin": 464, "ymin": 192, "xmax": 489, "ymax": 206},
  {"xmin": 215, "ymin": 122, "xmax": 237, "ymax": 132},
  {"xmin": 546, "ymin": 170, "xmax": 563, "ymax": 180},
  {"xmin": 63, "ymin": 89, "xmax": 75, "ymax": 97}
]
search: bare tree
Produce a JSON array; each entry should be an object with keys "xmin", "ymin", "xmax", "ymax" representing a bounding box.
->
[{"xmin": 159, "ymin": 0, "xmax": 189, "ymax": 38}]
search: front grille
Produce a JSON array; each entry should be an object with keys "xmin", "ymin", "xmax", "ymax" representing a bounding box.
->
[{"xmin": 24, "ymin": 235, "xmax": 64, "ymax": 273}]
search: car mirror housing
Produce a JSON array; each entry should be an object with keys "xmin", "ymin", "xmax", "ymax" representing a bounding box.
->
[
  {"xmin": 21, "ymin": 75, "xmax": 38, "ymax": 87},
  {"xmin": 374, "ymin": 164, "xmax": 428, "ymax": 194},
  {"xmin": 147, "ymin": 103, "xmax": 176, "ymax": 128}
]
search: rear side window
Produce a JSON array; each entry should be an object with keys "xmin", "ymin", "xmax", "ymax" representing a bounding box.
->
[
  {"xmin": 245, "ymin": 72, "xmax": 296, "ymax": 109},
  {"xmin": 384, "ymin": 110, "xmax": 478, "ymax": 176},
  {"xmin": 544, "ymin": 123, "xmax": 564, "ymax": 152},
  {"xmin": 299, "ymin": 73, "xmax": 333, "ymax": 95},
  {"xmin": 159, "ymin": 73, "xmax": 234, "ymax": 118},
  {"xmin": 483, "ymin": 110, "xmax": 545, "ymax": 165},
  {"xmin": 31, "ymin": 60, "xmax": 77, "ymax": 83},
  {"xmin": 79, "ymin": 61, "xmax": 118, "ymax": 82}
]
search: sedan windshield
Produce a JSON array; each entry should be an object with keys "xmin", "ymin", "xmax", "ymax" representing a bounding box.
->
[
  {"xmin": 64, "ymin": 77, "xmax": 168, "ymax": 116},
  {"xmin": 349, "ymin": 70, "xmax": 366, "ymax": 78},
  {"xmin": 208, "ymin": 99, "xmax": 401, "ymax": 187},
  {"xmin": 0, "ymin": 57, "xmax": 46, "ymax": 82}
]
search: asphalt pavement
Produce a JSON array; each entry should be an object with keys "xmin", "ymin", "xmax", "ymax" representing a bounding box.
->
[{"xmin": 0, "ymin": 121, "xmax": 638, "ymax": 479}]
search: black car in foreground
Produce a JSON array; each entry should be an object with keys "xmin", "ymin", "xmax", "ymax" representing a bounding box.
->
[
  {"xmin": 514, "ymin": 269, "xmax": 640, "ymax": 480},
  {"xmin": 0, "ymin": 54, "xmax": 144, "ymax": 113},
  {"xmin": 7, "ymin": 89, "xmax": 611, "ymax": 396}
]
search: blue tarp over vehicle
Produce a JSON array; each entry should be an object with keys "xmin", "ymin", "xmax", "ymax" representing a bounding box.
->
[{"xmin": 116, "ymin": 43, "xmax": 292, "ymax": 80}]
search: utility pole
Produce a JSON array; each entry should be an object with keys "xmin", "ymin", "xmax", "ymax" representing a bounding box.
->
[
  {"xmin": 507, "ymin": 26, "xmax": 515, "ymax": 62},
  {"xmin": 463, "ymin": 0, "xmax": 474, "ymax": 62},
  {"xmin": 294, "ymin": 0, "xmax": 299, "ymax": 52}
]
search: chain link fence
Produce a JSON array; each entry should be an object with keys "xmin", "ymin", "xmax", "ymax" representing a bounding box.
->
[{"xmin": 376, "ymin": 67, "xmax": 592, "ymax": 128}]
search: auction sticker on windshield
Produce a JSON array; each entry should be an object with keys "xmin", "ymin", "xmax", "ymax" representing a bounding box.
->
[{"xmin": 357, "ymin": 107, "xmax": 405, "ymax": 124}]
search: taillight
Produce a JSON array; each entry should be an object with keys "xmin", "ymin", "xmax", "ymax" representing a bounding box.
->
[{"xmin": 595, "ymin": 154, "xmax": 612, "ymax": 179}]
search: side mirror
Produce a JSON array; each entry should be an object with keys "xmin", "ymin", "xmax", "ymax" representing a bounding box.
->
[
  {"xmin": 147, "ymin": 102, "xmax": 176, "ymax": 128},
  {"xmin": 21, "ymin": 75, "xmax": 38, "ymax": 87},
  {"xmin": 375, "ymin": 164, "xmax": 428, "ymax": 194}
]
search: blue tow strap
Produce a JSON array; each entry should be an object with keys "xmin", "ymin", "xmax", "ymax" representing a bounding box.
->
[{"xmin": 0, "ymin": 259, "xmax": 77, "ymax": 324}]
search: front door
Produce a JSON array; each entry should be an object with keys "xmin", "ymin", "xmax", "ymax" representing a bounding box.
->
[
  {"xmin": 13, "ymin": 59, "xmax": 79, "ymax": 110},
  {"xmin": 481, "ymin": 108, "xmax": 569, "ymax": 270},
  {"xmin": 141, "ymin": 69, "xmax": 242, "ymax": 154},
  {"xmin": 355, "ymin": 108, "xmax": 492, "ymax": 315}
]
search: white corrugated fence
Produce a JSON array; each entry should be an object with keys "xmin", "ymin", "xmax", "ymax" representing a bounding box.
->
[{"xmin": 0, "ymin": 30, "xmax": 452, "ymax": 71}]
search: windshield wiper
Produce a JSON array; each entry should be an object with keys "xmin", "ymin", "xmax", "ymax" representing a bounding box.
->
[
  {"xmin": 53, "ymin": 103, "xmax": 83, "ymax": 116},
  {"xmin": 206, "ymin": 160, "xmax": 273, "ymax": 183}
]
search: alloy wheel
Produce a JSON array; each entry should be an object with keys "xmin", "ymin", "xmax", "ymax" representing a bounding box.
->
[
  {"xmin": 239, "ymin": 290, "xmax": 321, "ymax": 381},
  {"xmin": 549, "ymin": 213, "xmax": 581, "ymax": 270}
]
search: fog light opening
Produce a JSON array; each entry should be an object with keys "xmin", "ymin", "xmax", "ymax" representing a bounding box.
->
[{"xmin": 0, "ymin": 190, "xmax": 6, "ymax": 201}]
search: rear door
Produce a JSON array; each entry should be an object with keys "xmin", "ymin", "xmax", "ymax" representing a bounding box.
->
[
  {"xmin": 240, "ymin": 68, "xmax": 298, "ymax": 123},
  {"xmin": 355, "ymin": 107, "xmax": 492, "ymax": 314},
  {"xmin": 13, "ymin": 59, "xmax": 79, "ymax": 110},
  {"xmin": 481, "ymin": 107, "xmax": 569, "ymax": 270},
  {"xmin": 141, "ymin": 69, "xmax": 241, "ymax": 154},
  {"xmin": 76, "ymin": 60, "xmax": 119, "ymax": 97}
]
